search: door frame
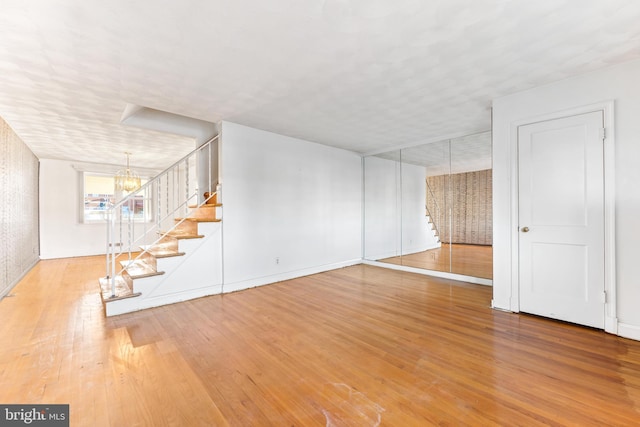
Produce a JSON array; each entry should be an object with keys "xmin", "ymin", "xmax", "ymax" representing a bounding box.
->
[{"xmin": 508, "ymin": 101, "xmax": 617, "ymax": 333}]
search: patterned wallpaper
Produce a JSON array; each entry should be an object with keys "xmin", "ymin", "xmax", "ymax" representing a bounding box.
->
[
  {"xmin": 427, "ymin": 169, "xmax": 492, "ymax": 245},
  {"xmin": 0, "ymin": 116, "xmax": 39, "ymax": 297}
]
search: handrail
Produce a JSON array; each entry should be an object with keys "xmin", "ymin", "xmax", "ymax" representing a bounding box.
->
[
  {"xmin": 110, "ymin": 135, "xmax": 218, "ymax": 211},
  {"xmin": 104, "ymin": 135, "xmax": 218, "ymax": 298},
  {"xmin": 425, "ymin": 178, "xmax": 442, "ymax": 242}
]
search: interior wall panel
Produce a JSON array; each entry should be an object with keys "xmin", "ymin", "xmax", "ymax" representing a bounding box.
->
[{"xmin": 0, "ymin": 116, "xmax": 39, "ymax": 297}]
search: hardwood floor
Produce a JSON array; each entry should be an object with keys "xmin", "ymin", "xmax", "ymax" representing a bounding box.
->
[
  {"xmin": 382, "ymin": 243, "xmax": 493, "ymax": 279},
  {"xmin": 1, "ymin": 256, "xmax": 640, "ymax": 426}
]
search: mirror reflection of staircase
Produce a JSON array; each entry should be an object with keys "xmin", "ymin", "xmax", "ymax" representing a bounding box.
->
[{"xmin": 426, "ymin": 214, "xmax": 440, "ymax": 243}]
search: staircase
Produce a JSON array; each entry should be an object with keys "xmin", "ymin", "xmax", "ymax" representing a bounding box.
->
[
  {"xmin": 425, "ymin": 178, "xmax": 442, "ymax": 244},
  {"xmin": 426, "ymin": 214, "xmax": 440, "ymax": 244},
  {"xmin": 99, "ymin": 138, "xmax": 224, "ymax": 316}
]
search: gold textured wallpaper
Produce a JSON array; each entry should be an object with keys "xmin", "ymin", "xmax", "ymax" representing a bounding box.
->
[{"xmin": 0, "ymin": 116, "xmax": 39, "ymax": 297}]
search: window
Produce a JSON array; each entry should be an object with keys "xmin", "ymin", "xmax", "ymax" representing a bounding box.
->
[
  {"xmin": 83, "ymin": 174, "xmax": 115, "ymax": 222},
  {"xmin": 82, "ymin": 173, "xmax": 150, "ymax": 223}
]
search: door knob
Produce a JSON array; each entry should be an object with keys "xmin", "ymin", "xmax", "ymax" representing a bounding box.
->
[{"xmin": 521, "ymin": 226, "xmax": 530, "ymax": 232}]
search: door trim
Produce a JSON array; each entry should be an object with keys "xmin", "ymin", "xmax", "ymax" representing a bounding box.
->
[{"xmin": 508, "ymin": 101, "xmax": 617, "ymax": 334}]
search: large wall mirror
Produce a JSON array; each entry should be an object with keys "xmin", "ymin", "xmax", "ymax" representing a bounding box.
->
[{"xmin": 364, "ymin": 131, "xmax": 492, "ymax": 281}]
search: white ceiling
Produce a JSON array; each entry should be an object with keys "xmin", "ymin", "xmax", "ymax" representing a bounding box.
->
[
  {"xmin": 1, "ymin": 0, "xmax": 639, "ymax": 170},
  {"xmin": 372, "ymin": 131, "xmax": 491, "ymax": 175},
  {"xmin": 406, "ymin": 131, "xmax": 492, "ymax": 176}
]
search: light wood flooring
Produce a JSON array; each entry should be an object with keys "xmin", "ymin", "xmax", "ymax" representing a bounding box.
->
[
  {"xmin": 382, "ymin": 243, "xmax": 493, "ymax": 279},
  {"xmin": 1, "ymin": 256, "xmax": 639, "ymax": 425}
]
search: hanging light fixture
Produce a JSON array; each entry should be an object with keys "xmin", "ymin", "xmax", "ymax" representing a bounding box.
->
[{"xmin": 114, "ymin": 152, "xmax": 141, "ymax": 192}]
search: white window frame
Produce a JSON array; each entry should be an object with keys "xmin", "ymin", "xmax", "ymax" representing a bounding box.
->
[{"xmin": 80, "ymin": 171, "xmax": 153, "ymax": 224}]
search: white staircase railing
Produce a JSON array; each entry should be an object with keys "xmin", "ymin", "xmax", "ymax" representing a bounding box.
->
[{"xmin": 104, "ymin": 136, "xmax": 218, "ymax": 297}]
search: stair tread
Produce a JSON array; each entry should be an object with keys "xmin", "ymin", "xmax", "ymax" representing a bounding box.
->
[
  {"xmin": 98, "ymin": 276, "xmax": 141, "ymax": 302},
  {"xmin": 140, "ymin": 244, "xmax": 185, "ymax": 258},
  {"xmin": 140, "ymin": 247, "xmax": 185, "ymax": 258},
  {"xmin": 188, "ymin": 204, "xmax": 223, "ymax": 209},
  {"xmin": 120, "ymin": 260, "xmax": 164, "ymax": 278},
  {"xmin": 175, "ymin": 217, "xmax": 222, "ymax": 223},
  {"xmin": 160, "ymin": 230, "xmax": 204, "ymax": 239},
  {"xmin": 145, "ymin": 248, "xmax": 185, "ymax": 258}
]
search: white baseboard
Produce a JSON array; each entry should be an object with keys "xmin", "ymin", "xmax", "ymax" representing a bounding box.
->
[
  {"xmin": 491, "ymin": 301, "xmax": 513, "ymax": 312},
  {"xmin": 364, "ymin": 251, "xmax": 401, "ymax": 261},
  {"xmin": 362, "ymin": 260, "xmax": 493, "ymax": 286},
  {"xmin": 223, "ymin": 259, "xmax": 362, "ymax": 294},
  {"xmin": 617, "ymin": 322, "xmax": 640, "ymax": 341},
  {"xmin": 365, "ymin": 245, "xmax": 441, "ymax": 262}
]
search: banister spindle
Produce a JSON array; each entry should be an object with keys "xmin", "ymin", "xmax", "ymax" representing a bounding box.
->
[
  {"xmin": 157, "ymin": 175, "xmax": 161, "ymax": 231},
  {"xmin": 128, "ymin": 197, "xmax": 133, "ymax": 261},
  {"xmin": 208, "ymin": 142, "xmax": 212, "ymax": 198},
  {"xmin": 166, "ymin": 171, "xmax": 170, "ymax": 226},
  {"xmin": 185, "ymin": 158, "xmax": 189, "ymax": 216},
  {"xmin": 111, "ymin": 213, "xmax": 117, "ymax": 297}
]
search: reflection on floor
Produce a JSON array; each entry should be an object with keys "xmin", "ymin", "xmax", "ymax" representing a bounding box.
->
[{"xmin": 381, "ymin": 243, "xmax": 493, "ymax": 279}]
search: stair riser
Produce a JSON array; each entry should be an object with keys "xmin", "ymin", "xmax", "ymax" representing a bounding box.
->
[
  {"xmin": 140, "ymin": 252, "xmax": 158, "ymax": 271},
  {"xmin": 174, "ymin": 220, "xmax": 199, "ymax": 235},
  {"xmin": 188, "ymin": 206, "xmax": 218, "ymax": 221},
  {"xmin": 140, "ymin": 240, "xmax": 180, "ymax": 257},
  {"xmin": 158, "ymin": 235, "xmax": 179, "ymax": 245},
  {"xmin": 205, "ymin": 193, "xmax": 217, "ymax": 205}
]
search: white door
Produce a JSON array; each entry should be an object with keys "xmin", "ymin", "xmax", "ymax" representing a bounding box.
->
[{"xmin": 518, "ymin": 111, "xmax": 605, "ymax": 328}]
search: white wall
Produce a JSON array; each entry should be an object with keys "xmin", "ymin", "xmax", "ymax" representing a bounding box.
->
[
  {"xmin": 402, "ymin": 161, "xmax": 439, "ymax": 254},
  {"xmin": 40, "ymin": 159, "xmax": 107, "ymax": 258},
  {"xmin": 220, "ymin": 122, "xmax": 362, "ymax": 292},
  {"xmin": 363, "ymin": 155, "xmax": 401, "ymax": 260},
  {"xmin": 492, "ymin": 58, "xmax": 640, "ymax": 339},
  {"xmin": 363, "ymin": 155, "xmax": 439, "ymax": 260},
  {"xmin": 39, "ymin": 159, "xmax": 161, "ymax": 259}
]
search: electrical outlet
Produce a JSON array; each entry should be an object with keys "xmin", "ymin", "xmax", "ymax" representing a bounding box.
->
[{"xmin": 275, "ymin": 257, "xmax": 280, "ymax": 265}]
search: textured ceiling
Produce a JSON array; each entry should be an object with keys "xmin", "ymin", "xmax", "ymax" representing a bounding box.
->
[
  {"xmin": 373, "ymin": 131, "xmax": 491, "ymax": 175},
  {"xmin": 1, "ymin": 0, "xmax": 640, "ymax": 169}
]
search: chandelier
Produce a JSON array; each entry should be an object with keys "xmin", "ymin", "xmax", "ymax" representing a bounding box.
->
[{"xmin": 114, "ymin": 152, "xmax": 141, "ymax": 192}]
